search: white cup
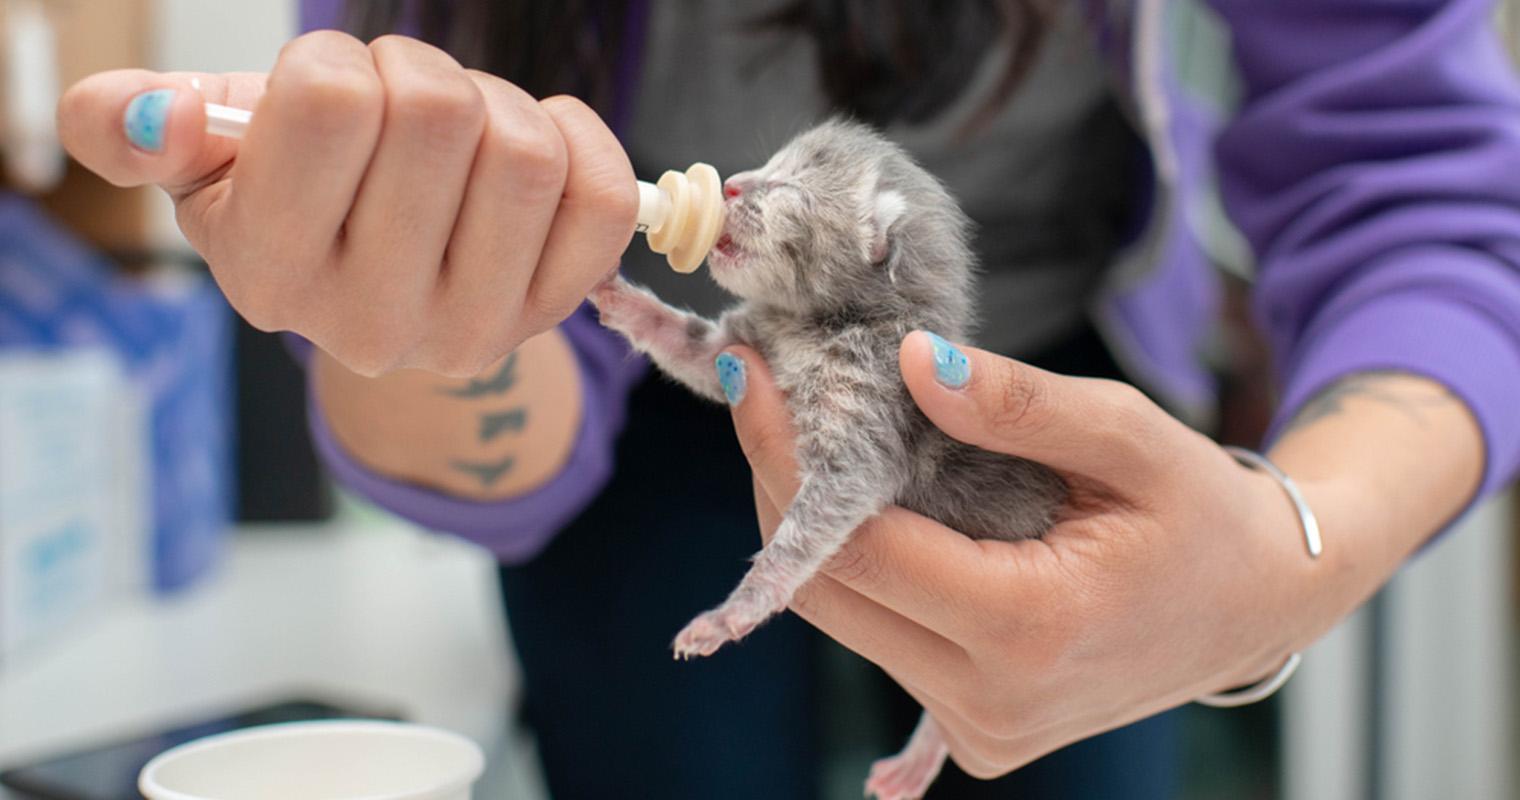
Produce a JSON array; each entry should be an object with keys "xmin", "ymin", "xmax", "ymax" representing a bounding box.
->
[{"xmin": 138, "ymin": 720, "xmax": 485, "ymax": 800}]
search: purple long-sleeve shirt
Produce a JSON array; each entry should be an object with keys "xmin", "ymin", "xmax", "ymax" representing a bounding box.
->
[{"xmin": 300, "ymin": 0, "xmax": 1520, "ymax": 562}]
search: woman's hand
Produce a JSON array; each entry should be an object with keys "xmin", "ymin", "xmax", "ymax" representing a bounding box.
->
[
  {"xmin": 722, "ymin": 331, "xmax": 1482, "ymax": 777},
  {"xmin": 58, "ymin": 31, "xmax": 637, "ymax": 378}
]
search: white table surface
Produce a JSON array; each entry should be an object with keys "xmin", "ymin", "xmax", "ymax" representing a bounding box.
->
[{"xmin": 0, "ymin": 517, "xmax": 543, "ymax": 798}]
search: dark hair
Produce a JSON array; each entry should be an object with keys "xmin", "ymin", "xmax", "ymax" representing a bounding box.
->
[{"xmin": 346, "ymin": 0, "xmax": 1051, "ymax": 132}]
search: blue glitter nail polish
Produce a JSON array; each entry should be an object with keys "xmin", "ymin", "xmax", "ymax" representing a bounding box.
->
[
  {"xmin": 924, "ymin": 332, "xmax": 970, "ymax": 388},
  {"xmin": 124, "ymin": 89, "xmax": 175, "ymax": 152},
  {"xmin": 715, "ymin": 352, "xmax": 747, "ymax": 405}
]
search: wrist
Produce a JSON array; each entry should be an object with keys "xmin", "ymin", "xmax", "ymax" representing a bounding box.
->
[
  {"xmin": 314, "ymin": 328, "xmax": 582, "ymax": 501},
  {"xmin": 1251, "ymin": 461, "xmax": 1397, "ymax": 653}
]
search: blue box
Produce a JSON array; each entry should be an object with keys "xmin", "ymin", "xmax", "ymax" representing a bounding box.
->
[{"xmin": 0, "ymin": 193, "xmax": 234, "ymax": 593}]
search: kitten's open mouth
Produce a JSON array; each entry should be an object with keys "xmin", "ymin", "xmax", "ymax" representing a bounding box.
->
[{"xmin": 714, "ymin": 233, "xmax": 739, "ymax": 258}]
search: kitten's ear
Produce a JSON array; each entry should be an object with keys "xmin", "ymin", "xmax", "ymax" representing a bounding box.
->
[{"xmin": 867, "ymin": 190, "xmax": 907, "ymax": 265}]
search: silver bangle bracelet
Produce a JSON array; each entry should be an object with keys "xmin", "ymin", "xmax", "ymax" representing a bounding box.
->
[{"xmin": 1195, "ymin": 446, "xmax": 1322, "ymax": 708}]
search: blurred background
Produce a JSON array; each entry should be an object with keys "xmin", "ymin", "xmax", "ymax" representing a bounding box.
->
[{"xmin": 0, "ymin": 1, "xmax": 1514, "ymax": 798}]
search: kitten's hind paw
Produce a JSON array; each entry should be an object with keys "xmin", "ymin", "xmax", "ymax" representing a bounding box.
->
[
  {"xmin": 864, "ymin": 753, "xmax": 942, "ymax": 800},
  {"xmin": 864, "ymin": 718, "xmax": 949, "ymax": 800}
]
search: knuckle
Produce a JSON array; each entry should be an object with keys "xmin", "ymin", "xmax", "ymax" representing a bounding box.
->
[
  {"xmin": 581, "ymin": 167, "xmax": 640, "ymax": 227},
  {"xmin": 521, "ymin": 288, "xmax": 578, "ymax": 333},
  {"xmin": 333, "ymin": 309, "xmax": 421, "ymax": 377},
  {"xmin": 369, "ymin": 34, "xmax": 461, "ymax": 68},
  {"xmin": 323, "ymin": 336, "xmax": 403, "ymax": 379},
  {"xmin": 427, "ymin": 331, "xmax": 509, "ymax": 380},
  {"xmin": 281, "ymin": 30, "xmax": 366, "ymax": 60},
  {"xmin": 539, "ymin": 92, "xmax": 594, "ymax": 120},
  {"xmin": 342, "ymin": 356, "xmax": 397, "ymax": 380},
  {"xmin": 386, "ymin": 78, "xmax": 485, "ymax": 141},
  {"xmin": 494, "ymin": 126, "xmax": 568, "ymax": 196},
  {"xmin": 1097, "ymin": 380, "xmax": 1150, "ymax": 424},
  {"xmin": 339, "ymin": 345, "xmax": 407, "ymax": 379},
  {"xmin": 218, "ymin": 271, "xmax": 292, "ymax": 332},
  {"xmin": 235, "ymin": 298, "xmax": 287, "ymax": 333},
  {"xmin": 367, "ymin": 33, "xmax": 419, "ymax": 55},
  {"xmin": 1089, "ymin": 379, "xmax": 1162, "ymax": 452},
  {"xmin": 986, "ymin": 365, "xmax": 1048, "ymax": 438},
  {"xmin": 272, "ymin": 62, "xmax": 381, "ymax": 132}
]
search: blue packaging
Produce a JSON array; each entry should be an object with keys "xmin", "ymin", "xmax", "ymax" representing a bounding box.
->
[{"xmin": 0, "ymin": 192, "xmax": 234, "ymax": 593}]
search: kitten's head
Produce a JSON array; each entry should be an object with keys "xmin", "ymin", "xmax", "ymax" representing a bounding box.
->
[{"xmin": 708, "ymin": 119, "xmax": 974, "ymax": 315}]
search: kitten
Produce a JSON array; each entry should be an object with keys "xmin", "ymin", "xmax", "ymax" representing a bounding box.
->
[{"xmin": 589, "ymin": 119, "xmax": 1066, "ymax": 800}]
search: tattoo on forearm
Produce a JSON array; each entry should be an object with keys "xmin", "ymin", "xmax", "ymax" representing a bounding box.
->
[
  {"xmin": 450, "ymin": 455, "xmax": 516, "ymax": 488},
  {"xmin": 1280, "ymin": 370, "xmax": 1456, "ymax": 438},
  {"xmin": 439, "ymin": 352, "xmax": 531, "ymax": 489},
  {"xmin": 439, "ymin": 353, "xmax": 518, "ymax": 398},
  {"xmin": 479, "ymin": 408, "xmax": 527, "ymax": 442}
]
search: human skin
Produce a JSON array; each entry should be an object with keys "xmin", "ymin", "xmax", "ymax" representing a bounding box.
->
[
  {"xmin": 57, "ymin": 31, "xmax": 634, "ymax": 498},
  {"xmin": 721, "ymin": 331, "xmax": 1483, "ymax": 777}
]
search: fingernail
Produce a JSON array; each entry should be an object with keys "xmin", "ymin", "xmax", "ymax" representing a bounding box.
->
[
  {"xmin": 124, "ymin": 89, "xmax": 175, "ymax": 152},
  {"xmin": 716, "ymin": 352, "xmax": 747, "ymax": 405},
  {"xmin": 924, "ymin": 331, "xmax": 970, "ymax": 388}
]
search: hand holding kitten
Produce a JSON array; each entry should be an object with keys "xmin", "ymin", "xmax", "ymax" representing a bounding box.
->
[{"xmin": 724, "ymin": 333, "xmax": 1348, "ymax": 787}]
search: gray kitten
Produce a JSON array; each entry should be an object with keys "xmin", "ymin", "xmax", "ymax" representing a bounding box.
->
[{"xmin": 589, "ymin": 119, "xmax": 1066, "ymax": 800}]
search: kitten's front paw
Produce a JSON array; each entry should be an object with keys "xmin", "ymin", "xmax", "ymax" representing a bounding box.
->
[
  {"xmin": 586, "ymin": 274, "xmax": 630, "ymax": 311},
  {"xmin": 587, "ymin": 275, "xmax": 655, "ymax": 338}
]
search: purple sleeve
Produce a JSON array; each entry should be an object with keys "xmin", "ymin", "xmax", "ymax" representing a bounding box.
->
[
  {"xmin": 295, "ymin": 307, "xmax": 644, "ymax": 563},
  {"xmin": 299, "ymin": 0, "xmax": 343, "ymax": 31},
  {"xmin": 1212, "ymin": 0, "xmax": 1520, "ymax": 502}
]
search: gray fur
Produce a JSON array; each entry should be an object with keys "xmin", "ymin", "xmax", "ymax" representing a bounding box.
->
[{"xmin": 590, "ymin": 119, "xmax": 1065, "ymax": 660}]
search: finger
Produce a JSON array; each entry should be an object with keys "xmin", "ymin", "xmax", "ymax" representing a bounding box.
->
[
  {"xmin": 899, "ymin": 331, "xmax": 1171, "ymax": 486},
  {"xmin": 752, "ymin": 480, "xmax": 973, "ymax": 699},
  {"xmin": 59, "ymin": 70, "xmax": 227, "ymax": 191},
  {"xmin": 343, "ymin": 37, "xmax": 485, "ymax": 368},
  {"xmin": 729, "ymin": 346, "xmax": 1055, "ymax": 638},
  {"xmin": 792, "ymin": 572, "xmax": 974, "ymax": 702},
  {"xmin": 417, "ymin": 70, "xmax": 567, "ymax": 375},
  {"xmin": 219, "ymin": 31, "xmax": 382, "ymax": 293},
  {"xmin": 728, "ymin": 346, "xmax": 801, "ymax": 501},
  {"xmin": 523, "ymin": 95, "xmax": 638, "ymax": 331},
  {"xmin": 752, "ymin": 477, "xmax": 783, "ymax": 543}
]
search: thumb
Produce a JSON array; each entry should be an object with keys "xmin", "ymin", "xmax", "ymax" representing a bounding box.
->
[
  {"xmin": 899, "ymin": 330, "xmax": 1166, "ymax": 484},
  {"xmin": 57, "ymin": 69, "xmax": 260, "ymax": 195}
]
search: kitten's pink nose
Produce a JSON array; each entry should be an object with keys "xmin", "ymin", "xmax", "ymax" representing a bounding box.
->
[{"xmin": 723, "ymin": 180, "xmax": 743, "ymax": 199}]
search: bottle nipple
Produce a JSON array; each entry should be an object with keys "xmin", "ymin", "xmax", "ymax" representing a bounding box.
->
[{"xmin": 635, "ymin": 163, "xmax": 724, "ymax": 274}]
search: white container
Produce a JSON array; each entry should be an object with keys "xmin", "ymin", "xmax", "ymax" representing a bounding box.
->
[
  {"xmin": 138, "ymin": 720, "xmax": 485, "ymax": 800},
  {"xmin": 0, "ymin": 349, "xmax": 150, "ymax": 665}
]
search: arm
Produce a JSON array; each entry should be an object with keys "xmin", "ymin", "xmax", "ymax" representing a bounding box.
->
[
  {"xmin": 718, "ymin": 338, "xmax": 1491, "ymax": 782},
  {"xmin": 314, "ymin": 332, "xmax": 582, "ymax": 503},
  {"xmin": 1210, "ymin": 0, "xmax": 1520, "ymax": 505},
  {"xmin": 696, "ymin": 2, "xmax": 1520, "ymax": 786},
  {"xmin": 1267, "ymin": 372, "xmax": 1483, "ymax": 629},
  {"xmin": 283, "ymin": 0, "xmax": 646, "ymax": 560},
  {"xmin": 298, "ymin": 306, "xmax": 645, "ymax": 562}
]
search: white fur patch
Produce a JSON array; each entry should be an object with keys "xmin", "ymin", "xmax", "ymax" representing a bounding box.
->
[
  {"xmin": 874, "ymin": 190, "xmax": 907, "ymax": 230},
  {"xmin": 868, "ymin": 189, "xmax": 907, "ymax": 264}
]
